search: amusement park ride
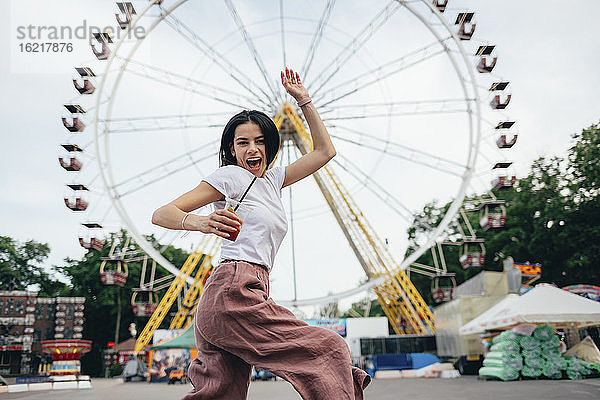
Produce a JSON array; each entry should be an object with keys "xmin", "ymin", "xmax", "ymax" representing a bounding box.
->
[{"xmin": 58, "ymin": 0, "xmax": 518, "ymax": 352}]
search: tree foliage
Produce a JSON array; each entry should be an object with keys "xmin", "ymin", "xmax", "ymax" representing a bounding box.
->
[
  {"xmin": 0, "ymin": 236, "xmax": 67, "ymax": 296},
  {"xmin": 568, "ymin": 122, "xmax": 600, "ymax": 201}
]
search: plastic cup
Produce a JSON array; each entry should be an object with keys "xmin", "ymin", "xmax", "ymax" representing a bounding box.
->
[{"xmin": 224, "ymin": 198, "xmax": 250, "ymax": 242}]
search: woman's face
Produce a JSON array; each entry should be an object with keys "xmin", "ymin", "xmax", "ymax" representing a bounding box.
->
[{"xmin": 231, "ymin": 122, "xmax": 267, "ymax": 178}]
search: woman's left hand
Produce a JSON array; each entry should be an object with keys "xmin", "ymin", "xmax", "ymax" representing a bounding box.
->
[{"xmin": 280, "ymin": 67, "xmax": 309, "ymax": 102}]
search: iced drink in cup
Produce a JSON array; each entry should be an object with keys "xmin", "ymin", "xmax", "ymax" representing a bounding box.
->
[{"xmin": 224, "ymin": 198, "xmax": 249, "ymax": 242}]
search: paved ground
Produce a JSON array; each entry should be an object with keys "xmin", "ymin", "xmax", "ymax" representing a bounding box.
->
[{"xmin": 4, "ymin": 376, "xmax": 600, "ymax": 399}]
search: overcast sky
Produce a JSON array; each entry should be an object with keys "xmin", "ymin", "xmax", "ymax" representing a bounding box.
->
[{"xmin": 1, "ymin": 0, "xmax": 599, "ymax": 313}]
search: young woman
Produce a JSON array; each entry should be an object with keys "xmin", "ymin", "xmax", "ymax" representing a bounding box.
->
[{"xmin": 152, "ymin": 68, "xmax": 371, "ymax": 400}]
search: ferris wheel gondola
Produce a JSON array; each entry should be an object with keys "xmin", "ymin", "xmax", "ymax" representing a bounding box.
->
[
  {"xmin": 91, "ymin": 32, "xmax": 112, "ymax": 61},
  {"xmin": 73, "ymin": 67, "xmax": 96, "ymax": 95},
  {"xmin": 489, "ymin": 81, "xmax": 512, "ymax": 110},
  {"xmin": 64, "ymin": 184, "xmax": 89, "ymax": 211},
  {"xmin": 79, "ymin": 222, "xmax": 105, "ymax": 251},
  {"xmin": 131, "ymin": 256, "xmax": 159, "ymax": 317},
  {"xmin": 494, "ymin": 121, "xmax": 518, "ymax": 154},
  {"xmin": 59, "ymin": 144, "xmax": 83, "ymax": 172},
  {"xmin": 431, "ymin": 273, "xmax": 456, "ymax": 303},
  {"xmin": 478, "ymin": 199, "xmax": 506, "ymax": 230},
  {"xmin": 432, "ymin": 1, "xmax": 448, "ymax": 13},
  {"xmin": 475, "ymin": 45, "xmax": 497, "ymax": 74},
  {"xmin": 116, "ymin": 2, "xmax": 137, "ymax": 30},
  {"xmin": 62, "ymin": 104, "xmax": 86, "ymax": 132},
  {"xmin": 455, "ymin": 12, "xmax": 476, "ymax": 41},
  {"xmin": 492, "ymin": 175, "xmax": 516, "ymax": 191},
  {"xmin": 458, "ymin": 239, "xmax": 486, "ymax": 269},
  {"xmin": 131, "ymin": 289, "xmax": 158, "ymax": 317},
  {"xmin": 100, "ymin": 239, "xmax": 130, "ymax": 286}
]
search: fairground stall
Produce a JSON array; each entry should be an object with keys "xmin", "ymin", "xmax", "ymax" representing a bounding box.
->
[
  {"xmin": 147, "ymin": 326, "xmax": 196, "ymax": 383},
  {"xmin": 460, "ymin": 284, "xmax": 600, "ymax": 381}
]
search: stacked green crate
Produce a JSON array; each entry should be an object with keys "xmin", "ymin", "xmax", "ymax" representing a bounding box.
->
[
  {"xmin": 480, "ymin": 324, "xmax": 600, "ymax": 381},
  {"xmin": 534, "ymin": 324, "xmax": 564, "ymax": 379},
  {"xmin": 565, "ymin": 357, "xmax": 594, "ymax": 380},
  {"xmin": 519, "ymin": 334, "xmax": 543, "ymax": 377},
  {"xmin": 479, "ymin": 331, "xmax": 522, "ymax": 381}
]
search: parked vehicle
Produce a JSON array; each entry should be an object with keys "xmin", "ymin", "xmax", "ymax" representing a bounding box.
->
[
  {"xmin": 122, "ymin": 358, "xmax": 147, "ymax": 382},
  {"xmin": 168, "ymin": 368, "xmax": 187, "ymax": 384},
  {"xmin": 251, "ymin": 367, "xmax": 276, "ymax": 381}
]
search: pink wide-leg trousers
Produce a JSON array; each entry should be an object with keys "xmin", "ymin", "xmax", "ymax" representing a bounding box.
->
[{"xmin": 183, "ymin": 261, "xmax": 371, "ymax": 400}]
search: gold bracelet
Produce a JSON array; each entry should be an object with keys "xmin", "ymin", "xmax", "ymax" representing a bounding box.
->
[
  {"xmin": 181, "ymin": 213, "xmax": 191, "ymax": 230},
  {"xmin": 297, "ymin": 97, "xmax": 312, "ymax": 107}
]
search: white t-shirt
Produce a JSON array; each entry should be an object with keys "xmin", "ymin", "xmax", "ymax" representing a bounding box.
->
[{"xmin": 203, "ymin": 165, "xmax": 288, "ymax": 270}]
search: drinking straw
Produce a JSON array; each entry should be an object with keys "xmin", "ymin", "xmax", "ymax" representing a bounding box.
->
[{"xmin": 234, "ymin": 176, "xmax": 257, "ymax": 212}]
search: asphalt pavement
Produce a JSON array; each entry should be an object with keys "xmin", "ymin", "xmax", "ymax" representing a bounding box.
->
[{"xmin": 3, "ymin": 376, "xmax": 600, "ymax": 400}]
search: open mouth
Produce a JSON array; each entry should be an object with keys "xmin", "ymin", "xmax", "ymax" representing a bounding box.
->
[{"xmin": 246, "ymin": 157, "xmax": 262, "ymax": 170}]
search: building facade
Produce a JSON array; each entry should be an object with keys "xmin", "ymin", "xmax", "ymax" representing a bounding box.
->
[{"xmin": 0, "ymin": 291, "xmax": 85, "ymax": 376}]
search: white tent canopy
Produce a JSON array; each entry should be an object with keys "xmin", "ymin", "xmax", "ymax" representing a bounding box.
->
[
  {"xmin": 460, "ymin": 294, "xmax": 520, "ymax": 335},
  {"xmin": 460, "ymin": 284, "xmax": 600, "ymax": 335}
]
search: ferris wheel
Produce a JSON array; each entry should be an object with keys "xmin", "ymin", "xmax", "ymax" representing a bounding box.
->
[{"xmin": 59, "ymin": 0, "xmax": 517, "ymax": 335}]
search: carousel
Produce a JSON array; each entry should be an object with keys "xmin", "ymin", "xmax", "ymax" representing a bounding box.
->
[{"xmin": 41, "ymin": 339, "xmax": 92, "ymax": 376}]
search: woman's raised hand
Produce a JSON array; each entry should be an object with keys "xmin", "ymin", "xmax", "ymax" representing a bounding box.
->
[{"xmin": 280, "ymin": 67, "xmax": 309, "ymax": 102}]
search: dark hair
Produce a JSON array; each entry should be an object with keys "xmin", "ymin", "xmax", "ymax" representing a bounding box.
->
[{"xmin": 219, "ymin": 110, "xmax": 280, "ymax": 168}]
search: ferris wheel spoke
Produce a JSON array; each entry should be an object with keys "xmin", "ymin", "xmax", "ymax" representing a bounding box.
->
[
  {"xmin": 320, "ymin": 98, "xmax": 471, "ymax": 121},
  {"xmin": 70, "ymin": 97, "xmax": 110, "ymax": 125},
  {"xmin": 279, "ymin": 0, "xmax": 287, "ymax": 70},
  {"xmin": 307, "ymin": 1, "xmax": 402, "ymax": 97},
  {"xmin": 105, "ymin": 111, "xmax": 233, "ymax": 123},
  {"xmin": 329, "ymin": 125, "xmax": 465, "ymax": 176},
  {"xmin": 119, "ymin": 58, "xmax": 269, "ymax": 110},
  {"xmin": 331, "ymin": 155, "xmax": 430, "ymax": 228},
  {"xmin": 156, "ymin": 230, "xmax": 183, "ymax": 253},
  {"xmin": 224, "ymin": 0, "xmax": 282, "ymax": 104},
  {"xmin": 100, "ymin": 112, "xmax": 233, "ymax": 134},
  {"xmin": 480, "ymin": 116, "xmax": 513, "ymax": 130},
  {"xmin": 113, "ymin": 140, "xmax": 219, "ymax": 198},
  {"xmin": 102, "ymin": 123, "xmax": 223, "ymax": 134},
  {"xmin": 300, "ymin": 0, "xmax": 336, "ymax": 78},
  {"xmin": 314, "ymin": 39, "xmax": 449, "ymax": 107},
  {"xmin": 161, "ymin": 11, "xmax": 276, "ymax": 110}
]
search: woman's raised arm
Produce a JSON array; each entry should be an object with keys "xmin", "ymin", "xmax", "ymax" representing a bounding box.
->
[{"xmin": 280, "ymin": 68, "xmax": 336, "ymax": 188}]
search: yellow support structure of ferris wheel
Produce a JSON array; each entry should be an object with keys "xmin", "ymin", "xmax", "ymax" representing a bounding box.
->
[
  {"xmin": 169, "ymin": 238, "xmax": 219, "ymax": 330},
  {"xmin": 279, "ymin": 103, "xmax": 435, "ymax": 334},
  {"xmin": 134, "ymin": 235, "xmax": 218, "ymax": 354}
]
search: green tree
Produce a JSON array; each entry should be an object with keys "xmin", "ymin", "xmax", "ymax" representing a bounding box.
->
[
  {"xmin": 318, "ymin": 298, "xmax": 341, "ymax": 318},
  {"xmin": 0, "ymin": 236, "xmax": 67, "ymax": 296},
  {"xmin": 556, "ymin": 122, "xmax": 600, "ymax": 285},
  {"xmin": 567, "ymin": 122, "xmax": 600, "ymax": 201}
]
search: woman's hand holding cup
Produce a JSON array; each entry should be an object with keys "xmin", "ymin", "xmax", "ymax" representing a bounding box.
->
[{"xmin": 196, "ymin": 208, "xmax": 241, "ymax": 239}]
